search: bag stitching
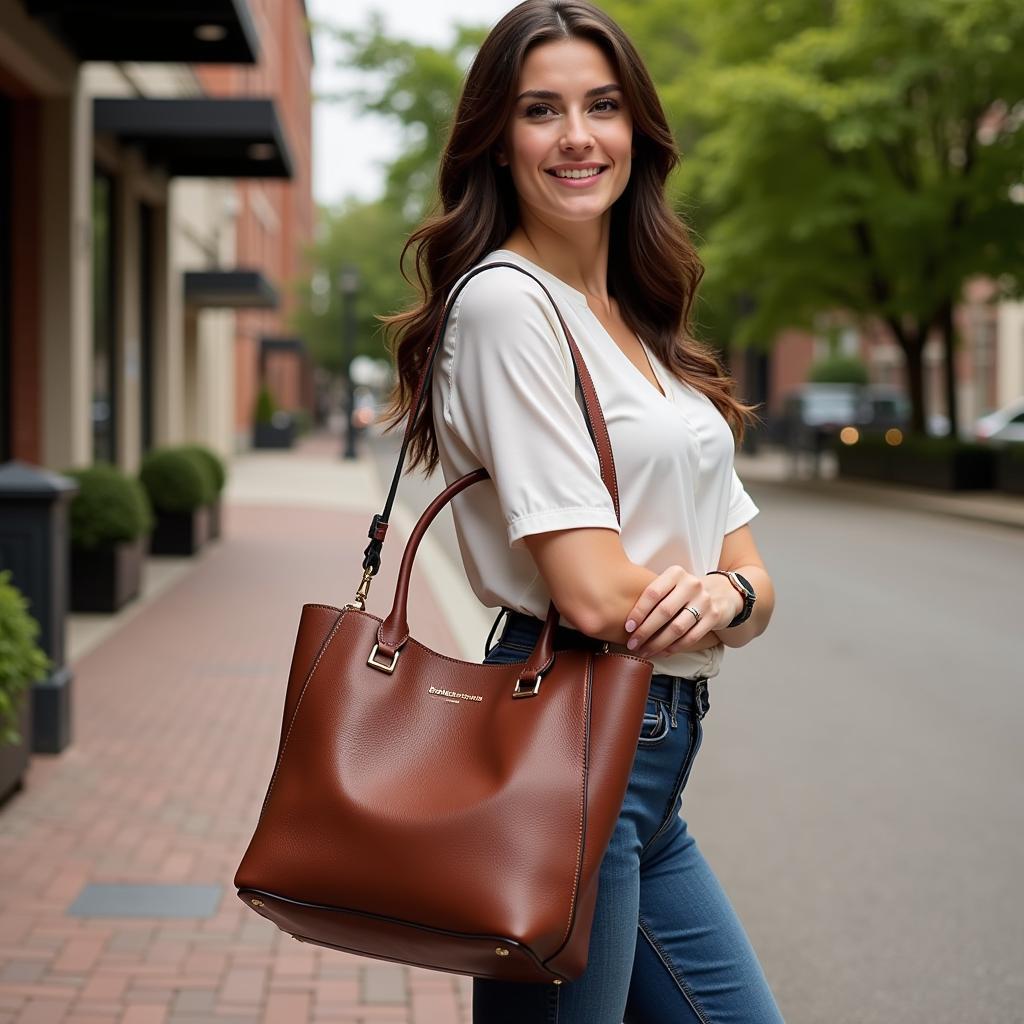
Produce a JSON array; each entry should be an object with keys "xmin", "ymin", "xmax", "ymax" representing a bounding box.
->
[
  {"xmin": 556, "ymin": 655, "xmax": 591, "ymax": 952},
  {"xmin": 259, "ymin": 609, "xmax": 348, "ymax": 820}
]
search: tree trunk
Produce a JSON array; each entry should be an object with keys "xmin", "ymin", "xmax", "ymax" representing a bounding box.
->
[
  {"xmin": 887, "ymin": 317, "xmax": 927, "ymax": 436},
  {"xmin": 937, "ymin": 301, "xmax": 959, "ymax": 439}
]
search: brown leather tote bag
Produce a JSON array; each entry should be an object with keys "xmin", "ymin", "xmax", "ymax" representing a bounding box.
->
[{"xmin": 233, "ymin": 262, "xmax": 653, "ymax": 984}]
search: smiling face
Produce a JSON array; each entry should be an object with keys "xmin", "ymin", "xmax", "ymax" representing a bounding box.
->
[{"xmin": 496, "ymin": 36, "xmax": 634, "ymax": 230}]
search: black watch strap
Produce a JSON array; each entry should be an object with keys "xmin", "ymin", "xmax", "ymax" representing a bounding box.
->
[{"xmin": 707, "ymin": 570, "xmax": 755, "ymax": 627}]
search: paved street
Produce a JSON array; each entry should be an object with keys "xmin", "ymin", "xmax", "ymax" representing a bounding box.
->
[
  {"xmin": 1, "ymin": 427, "xmax": 1021, "ymax": 1023},
  {"xmin": 366, "ymin": 430, "xmax": 1024, "ymax": 1024}
]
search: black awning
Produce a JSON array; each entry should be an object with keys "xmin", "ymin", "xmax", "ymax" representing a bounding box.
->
[
  {"xmin": 260, "ymin": 336, "xmax": 306, "ymax": 354},
  {"xmin": 93, "ymin": 98, "xmax": 293, "ymax": 179},
  {"xmin": 184, "ymin": 269, "xmax": 279, "ymax": 309},
  {"xmin": 24, "ymin": 0, "xmax": 260, "ymax": 64}
]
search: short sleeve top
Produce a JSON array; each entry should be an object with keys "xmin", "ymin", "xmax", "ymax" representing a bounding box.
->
[{"xmin": 430, "ymin": 248, "xmax": 759, "ymax": 680}]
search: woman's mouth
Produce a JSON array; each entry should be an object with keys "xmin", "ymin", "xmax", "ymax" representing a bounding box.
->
[{"xmin": 545, "ymin": 166, "xmax": 608, "ymax": 188}]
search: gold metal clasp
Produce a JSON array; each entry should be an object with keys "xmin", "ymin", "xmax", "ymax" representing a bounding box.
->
[
  {"xmin": 344, "ymin": 568, "xmax": 374, "ymax": 611},
  {"xmin": 512, "ymin": 672, "xmax": 542, "ymax": 698},
  {"xmin": 367, "ymin": 643, "xmax": 400, "ymax": 674}
]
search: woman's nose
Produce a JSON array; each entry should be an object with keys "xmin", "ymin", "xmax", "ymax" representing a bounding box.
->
[{"xmin": 560, "ymin": 109, "xmax": 594, "ymax": 151}]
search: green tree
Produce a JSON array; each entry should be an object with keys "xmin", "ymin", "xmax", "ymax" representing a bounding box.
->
[
  {"xmin": 294, "ymin": 15, "xmax": 490, "ymax": 369},
  {"xmin": 316, "ymin": 12, "xmax": 487, "ymax": 222},
  {"xmin": 290, "ymin": 197, "xmax": 414, "ymax": 372},
  {"xmin": 662, "ymin": 0, "xmax": 1024, "ymax": 436}
]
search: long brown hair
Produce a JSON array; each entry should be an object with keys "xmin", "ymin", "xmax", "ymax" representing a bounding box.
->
[{"xmin": 377, "ymin": 0, "xmax": 760, "ymax": 474}]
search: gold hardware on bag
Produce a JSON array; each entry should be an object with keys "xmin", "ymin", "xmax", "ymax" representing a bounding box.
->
[
  {"xmin": 344, "ymin": 568, "xmax": 375, "ymax": 611},
  {"xmin": 250, "ymin": 898, "xmax": 264, "ymax": 907},
  {"xmin": 512, "ymin": 672, "xmax": 542, "ymax": 698},
  {"xmin": 553, "ymin": 980, "xmax": 562, "ymax": 985},
  {"xmin": 495, "ymin": 947, "xmax": 509, "ymax": 956},
  {"xmin": 367, "ymin": 643, "xmax": 400, "ymax": 674}
]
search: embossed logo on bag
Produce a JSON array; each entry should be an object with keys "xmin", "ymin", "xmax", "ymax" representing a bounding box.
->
[{"xmin": 428, "ymin": 685, "xmax": 483, "ymax": 702}]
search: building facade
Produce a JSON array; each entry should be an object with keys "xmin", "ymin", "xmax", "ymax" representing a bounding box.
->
[{"xmin": 0, "ymin": 0, "xmax": 313, "ymax": 474}]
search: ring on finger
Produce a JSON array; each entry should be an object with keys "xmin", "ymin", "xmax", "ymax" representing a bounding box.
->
[{"xmin": 685, "ymin": 605, "xmax": 701, "ymax": 623}]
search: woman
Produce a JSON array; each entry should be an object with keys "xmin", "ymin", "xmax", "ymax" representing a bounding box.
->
[{"xmin": 380, "ymin": 2, "xmax": 783, "ymax": 1021}]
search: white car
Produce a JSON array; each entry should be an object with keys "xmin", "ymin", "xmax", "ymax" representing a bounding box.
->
[{"xmin": 973, "ymin": 397, "xmax": 1024, "ymax": 444}]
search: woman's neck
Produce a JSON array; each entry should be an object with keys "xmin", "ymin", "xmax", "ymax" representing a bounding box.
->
[{"xmin": 501, "ymin": 221, "xmax": 612, "ymax": 310}]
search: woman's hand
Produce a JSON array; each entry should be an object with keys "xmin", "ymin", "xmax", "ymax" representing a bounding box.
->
[{"xmin": 623, "ymin": 566, "xmax": 743, "ymax": 659}]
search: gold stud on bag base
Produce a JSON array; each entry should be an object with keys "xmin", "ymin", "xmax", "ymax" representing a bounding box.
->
[{"xmin": 232, "ymin": 263, "xmax": 653, "ymax": 984}]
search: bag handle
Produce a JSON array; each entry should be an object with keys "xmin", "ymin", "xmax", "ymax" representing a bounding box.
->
[{"xmin": 350, "ymin": 261, "xmax": 621, "ymax": 686}]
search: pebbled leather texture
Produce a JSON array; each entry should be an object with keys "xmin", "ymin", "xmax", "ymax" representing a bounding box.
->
[{"xmin": 235, "ymin": 605, "xmax": 652, "ymax": 982}]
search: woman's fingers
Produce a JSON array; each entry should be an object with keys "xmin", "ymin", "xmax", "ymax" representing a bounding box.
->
[
  {"xmin": 624, "ymin": 569, "xmax": 681, "ymax": 639},
  {"xmin": 626, "ymin": 569, "xmax": 700, "ymax": 653}
]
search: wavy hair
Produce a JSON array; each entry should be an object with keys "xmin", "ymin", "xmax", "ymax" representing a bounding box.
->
[{"xmin": 377, "ymin": 0, "xmax": 760, "ymax": 474}]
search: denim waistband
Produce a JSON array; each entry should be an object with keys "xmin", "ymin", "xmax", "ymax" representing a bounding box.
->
[{"xmin": 490, "ymin": 608, "xmax": 710, "ymax": 720}]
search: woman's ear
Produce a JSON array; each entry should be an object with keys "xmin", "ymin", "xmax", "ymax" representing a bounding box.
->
[{"xmin": 495, "ymin": 146, "xmax": 508, "ymax": 167}]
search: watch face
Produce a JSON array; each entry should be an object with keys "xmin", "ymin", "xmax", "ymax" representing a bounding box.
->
[{"xmin": 733, "ymin": 572, "xmax": 754, "ymax": 597}]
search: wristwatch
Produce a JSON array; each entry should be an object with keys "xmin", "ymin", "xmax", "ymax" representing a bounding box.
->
[{"xmin": 706, "ymin": 570, "xmax": 756, "ymax": 628}]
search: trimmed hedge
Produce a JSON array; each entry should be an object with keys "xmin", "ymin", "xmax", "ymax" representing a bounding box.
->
[
  {"xmin": 176, "ymin": 444, "xmax": 227, "ymax": 494},
  {"xmin": 139, "ymin": 447, "xmax": 216, "ymax": 514},
  {"xmin": 254, "ymin": 386, "xmax": 276, "ymax": 425},
  {"xmin": 61, "ymin": 462, "xmax": 155, "ymax": 550},
  {"xmin": 0, "ymin": 569, "xmax": 51, "ymax": 746}
]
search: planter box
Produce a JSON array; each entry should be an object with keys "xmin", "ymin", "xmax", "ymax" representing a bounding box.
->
[
  {"xmin": 70, "ymin": 535, "xmax": 146, "ymax": 613},
  {"xmin": 836, "ymin": 442, "xmax": 892, "ymax": 483},
  {"xmin": 889, "ymin": 446, "xmax": 995, "ymax": 490},
  {"xmin": 149, "ymin": 505, "xmax": 210, "ymax": 556},
  {"xmin": 838, "ymin": 441, "xmax": 996, "ymax": 490},
  {"xmin": 995, "ymin": 447, "xmax": 1024, "ymax": 495},
  {"xmin": 253, "ymin": 420, "xmax": 294, "ymax": 449},
  {"xmin": 207, "ymin": 497, "xmax": 222, "ymax": 541},
  {"xmin": 0, "ymin": 692, "xmax": 31, "ymax": 807}
]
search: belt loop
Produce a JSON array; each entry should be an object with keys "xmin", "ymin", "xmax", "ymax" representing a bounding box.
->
[{"xmin": 669, "ymin": 678, "xmax": 680, "ymax": 729}]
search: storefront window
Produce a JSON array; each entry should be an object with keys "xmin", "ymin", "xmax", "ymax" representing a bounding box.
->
[
  {"xmin": 0, "ymin": 98, "xmax": 11, "ymax": 463},
  {"xmin": 139, "ymin": 202, "xmax": 154, "ymax": 455},
  {"xmin": 92, "ymin": 169, "xmax": 116, "ymax": 464}
]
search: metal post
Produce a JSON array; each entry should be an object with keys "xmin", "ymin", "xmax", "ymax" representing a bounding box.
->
[{"xmin": 338, "ymin": 265, "xmax": 360, "ymax": 460}]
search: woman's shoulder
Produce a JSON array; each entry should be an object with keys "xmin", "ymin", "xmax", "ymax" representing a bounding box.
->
[{"xmin": 446, "ymin": 255, "xmax": 555, "ymax": 325}]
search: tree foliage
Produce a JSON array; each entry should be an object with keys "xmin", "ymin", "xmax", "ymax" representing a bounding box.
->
[
  {"xmin": 303, "ymin": 2, "xmax": 1024, "ymax": 435},
  {"xmin": 649, "ymin": 0, "xmax": 1024, "ymax": 432}
]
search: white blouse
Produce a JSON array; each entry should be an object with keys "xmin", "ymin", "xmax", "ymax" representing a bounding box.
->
[{"xmin": 431, "ymin": 248, "xmax": 760, "ymax": 680}]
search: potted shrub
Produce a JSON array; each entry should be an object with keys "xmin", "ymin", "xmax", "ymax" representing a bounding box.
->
[
  {"xmin": 0, "ymin": 569, "xmax": 51, "ymax": 805},
  {"xmin": 888, "ymin": 435, "xmax": 996, "ymax": 490},
  {"xmin": 995, "ymin": 444, "xmax": 1024, "ymax": 495},
  {"xmin": 138, "ymin": 447, "xmax": 215, "ymax": 556},
  {"xmin": 62, "ymin": 463, "xmax": 155, "ymax": 612},
  {"xmin": 835, "ymin": 434, "xmax": 894, "ymax": 483},
  {"xmin": 253, "ymin": 385, "xmax": 295, "ymax": 449},
  {"xmin": 176, "ymin": 444, "xmax": 227, "ymax": 540}
]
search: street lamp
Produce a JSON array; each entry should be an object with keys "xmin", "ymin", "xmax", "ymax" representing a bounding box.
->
[{"xmin": 338, "ymin": 264, "xmax": 360, "ymax": 460}]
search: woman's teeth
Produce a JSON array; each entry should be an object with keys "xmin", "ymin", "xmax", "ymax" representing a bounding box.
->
[{"xmin": 550, "ymin": 167, "xmax": 605, "ymax": 178}]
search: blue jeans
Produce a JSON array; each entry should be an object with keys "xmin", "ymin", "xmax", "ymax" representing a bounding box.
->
[{"xmin": 472, "ymin": 612, "xmax": 785, "ymax": 1024}]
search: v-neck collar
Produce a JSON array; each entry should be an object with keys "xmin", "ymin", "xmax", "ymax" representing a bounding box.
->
[{"xmin": 485, "ymin": 248, "xmax": 674, "ymax": 403}]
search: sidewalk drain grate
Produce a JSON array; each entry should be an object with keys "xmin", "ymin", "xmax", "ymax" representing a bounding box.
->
[{"xmin": 67, "ymin": 883, "xmax": 223, "ymax": 918}]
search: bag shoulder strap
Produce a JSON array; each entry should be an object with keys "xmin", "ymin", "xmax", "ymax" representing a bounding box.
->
[{"xmin": 358, "ymin": 261, "xmax": 620, "ymax": 581}]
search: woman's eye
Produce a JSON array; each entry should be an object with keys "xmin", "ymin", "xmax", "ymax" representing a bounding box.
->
[{"xmin": 524, "ymin": 99, "xmax": 620, "ymax": 118}]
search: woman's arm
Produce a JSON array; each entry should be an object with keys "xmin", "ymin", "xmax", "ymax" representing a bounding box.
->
[
  {"xmin": 621, "ymin": 523, "xmax": 773, "ymax": 656},
  {"xmin": 712, "ymin": 523, "xmax": 774, "ymax": 649},
  {"xmin": 521, "ymin": 527, "xmax": 721, "ymax": 651}
]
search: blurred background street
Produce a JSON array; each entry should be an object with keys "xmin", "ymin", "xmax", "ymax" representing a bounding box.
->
[{"xmin": 1, "ymin": 0, "xmax": 1022, "ymax": 1021}]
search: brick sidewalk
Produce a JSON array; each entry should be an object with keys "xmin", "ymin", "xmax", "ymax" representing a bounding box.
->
[{"xmin": 0, "ymin": 436, "xmax": 472, "ymax": 1023}]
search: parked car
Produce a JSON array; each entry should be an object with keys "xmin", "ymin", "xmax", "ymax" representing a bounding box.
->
[
  {"xmin": 781, "ymin": 383, "xmax": 910, "ymax": 449},
  {"xmin": 972, "ymin": 397, "xmax": 1024, "ymax": 444}
]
